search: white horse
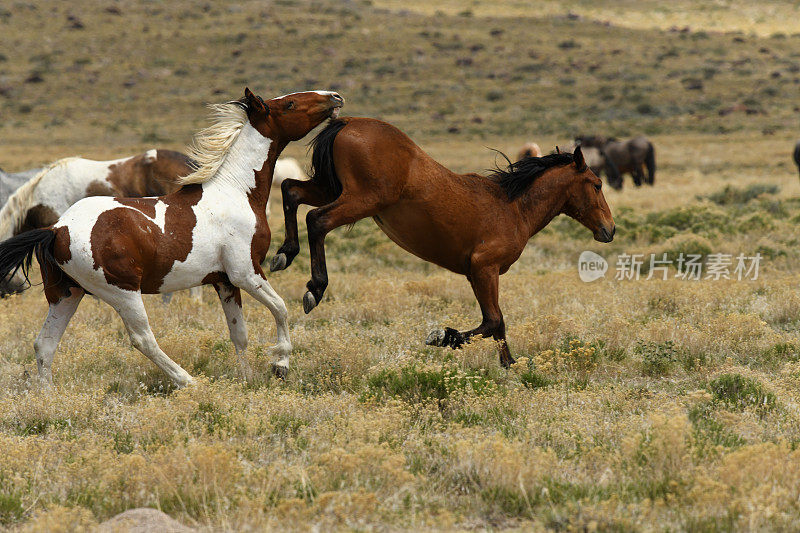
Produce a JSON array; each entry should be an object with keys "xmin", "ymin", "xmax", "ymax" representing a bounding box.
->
[
  {"xmin": 0, "ymin": 150, "xmax": 196, "ymax": 296},
  {"xmin": 0, "ymin": 88, "xmax": 344, "ymax": 387},
  {"xmin": 273, "ymin": 157, "xmax": 306, "ymax": 186}
]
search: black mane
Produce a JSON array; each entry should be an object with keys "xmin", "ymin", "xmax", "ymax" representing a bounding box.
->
[{"xmin": 488, "ymin": 152, "xmax": 575, "ymax": 200}]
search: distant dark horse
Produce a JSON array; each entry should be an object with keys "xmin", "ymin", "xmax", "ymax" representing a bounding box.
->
[
  {"xmin": 794, "ymin": 141, "xmax": 800, "ymax": 178},
  {"xmin": 558, "ymin": 142, "xmax": 622, "ymax": 190},
  {"xmin": 270, "ymin": 118, "xmax": 615, "ymax": 368},
  {"xmin": 577, "ymin": 135, "xmax": 655, "ymax": 187}
]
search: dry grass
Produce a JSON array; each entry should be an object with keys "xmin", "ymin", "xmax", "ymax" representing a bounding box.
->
[{"xmin": 2, "ymin": 0, "xmax": 800, "ymax": 531}]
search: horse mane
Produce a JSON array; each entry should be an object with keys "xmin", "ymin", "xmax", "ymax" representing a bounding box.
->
[
  {"xmin": 179, "ymin": 101, "xmax": 249, "ymax": 185},
  {"xmin": 0, "ymin": 157, "xmax": 81, "ymax": 239},
  {"xmin": 488, "ymin": 152, "xmax": 575, "ymax": 200}
]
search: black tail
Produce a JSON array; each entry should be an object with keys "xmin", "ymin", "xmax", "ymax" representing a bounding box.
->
[
  {"xmin": 0, "ymin": 228, "xmax": 57, "ymax": 289},
  {"xmin": 793, "ymin": 142, "xmax": 800, "ymax": 177},
  {"xmin": 644, "ymin": 142, "xmax": 656, "ymax": 185},
  {"xmin": 309, "ymin": 119, "xmax": 348, "ymax": 200}
]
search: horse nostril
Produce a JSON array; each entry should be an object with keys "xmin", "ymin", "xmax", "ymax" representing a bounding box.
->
[{"xmin": 331, "ymin": 93, "xmax": 344, "ymax": 104}]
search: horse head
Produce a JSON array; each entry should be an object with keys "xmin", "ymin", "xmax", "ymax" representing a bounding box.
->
[
  {"xmin": 238, "ymin": 88, "xmax": 344, "ymax": 145},
  {"xmin": 561, "ymin": 146, "xmax": 615, "ymax": 242}
]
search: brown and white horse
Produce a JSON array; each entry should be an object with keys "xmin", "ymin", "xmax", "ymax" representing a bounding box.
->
[
  {"xmin": 0, "ymin": 150, "xmax": 196, "ymax": 295},
  {"xmin": 0, "ymin": 88, "xmax": 344, "ymax": 387},
  {"xmin": 271, "ymin": 118, "xmax": 614, "ymax": 368}
]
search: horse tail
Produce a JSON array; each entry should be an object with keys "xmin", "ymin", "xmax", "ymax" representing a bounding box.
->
[
  {"xmin": 309, "ymin": 119, "xmax": 348, "ymax": 200},
  {"xmin": 602, "ymin": 150, "xmax": 623, "ymax": 190},
  {"xmin": 0, "ymin": 228, "xmax": 57, "ymax": 290},
  {"xmin": 644, "ymin": 142, "xmax": 656, "ymax": 185}
]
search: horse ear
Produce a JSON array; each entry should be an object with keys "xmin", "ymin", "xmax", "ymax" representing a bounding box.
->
[
  {"xmin": 243, "ymin": 87, "xmax": 267, "ymax": 115},
  {"xmin": 573, "ymin": 145, "xmax": 587, "ymax": 170}
]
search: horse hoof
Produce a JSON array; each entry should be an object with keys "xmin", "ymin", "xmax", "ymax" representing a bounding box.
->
[
  {"xmin": 500, "ymin": 356, "xmax": 516, "ymax": 369},
  {"xmin": 425, "ymin": 328, "xmax": 446, "ymax": 347},
  {"xmin": 269, "ymin": 253, "xmax": 287, "ymax": 272},
  {"xmin": 271, "ymin": 363, "xmax": 288, "ymax": 380},
  {"xmin": 302, "ymin": 291, "xmax": 317, "ymax": 314}
]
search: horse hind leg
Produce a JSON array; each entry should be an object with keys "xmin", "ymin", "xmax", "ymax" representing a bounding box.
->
[
  {"xmin": 109, "ymin": 290, "xmax": 193, "ymax": 387},
  {"xmin": 270, "ymin": 179, "xmax": 333, "ymax": 272},
  {"xmin": 34, "ymin": 287, "xmax": 84, "ymax": 386},
  {"xmin": 212, "ymin": 281, "xmax": 252, "ymax": 382}
]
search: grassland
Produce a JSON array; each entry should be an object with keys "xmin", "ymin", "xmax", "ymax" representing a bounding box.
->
[{"xmin": 2, "ymin": 1, "xmax": 800, "ymax": 531}]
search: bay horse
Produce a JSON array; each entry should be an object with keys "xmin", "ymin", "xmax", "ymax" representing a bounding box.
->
[
  {"xmin": 270, "ymin": 118, "xmax": 615, "ymax": 367},
  {"xmin": 0, "ymin": 150, "xmax": 197, "ymax": 296},
  {"xmin": 577, "ymin": 135, "xmax": 655, "ymax": 187},
  {"xmin": 0, "ymin": 88, "xmax": 344, "ymax": 387}
]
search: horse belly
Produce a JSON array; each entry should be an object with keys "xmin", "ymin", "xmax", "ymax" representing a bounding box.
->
[{"xmin": 373, "ymin": 204, "xmax": 470, "ymax": 274}]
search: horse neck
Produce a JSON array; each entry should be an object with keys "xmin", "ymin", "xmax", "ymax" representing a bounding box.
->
[
  {"xmin": 202, "ymin": 123, "xmax": 275, "ymax": 202},
  {"xmin": 514, "ymin": 169, "xmax": 573, "ymax": 237}
]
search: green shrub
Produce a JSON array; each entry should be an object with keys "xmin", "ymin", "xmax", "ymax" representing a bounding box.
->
[
  {"xmin": 704, "ymin": 184, "xmax": 779, "ymax": 205},
  {"xmin": 363, "ymin": 363, "xmax": 494, "ymax": 403},
  {"xmin": 636, "ymin": 341, "xmax": 677, "ymax": 376},
  {"xmin": 708, "ymin": 374, "xmax": 776, "ymax": 413}
]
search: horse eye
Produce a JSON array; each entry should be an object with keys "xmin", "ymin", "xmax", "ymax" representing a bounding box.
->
[
  {"xmin": 286, "ymin": 101, "xmax": 295, "ymax": 110},
  {"xmin": 594, "ymin": 183, "xmax": 602, "ymax": 192}
]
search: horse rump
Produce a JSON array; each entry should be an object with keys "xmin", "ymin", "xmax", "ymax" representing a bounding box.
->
[{"xmin": 0, "ymin": 228, "xmax": 57, "ymax": 294}]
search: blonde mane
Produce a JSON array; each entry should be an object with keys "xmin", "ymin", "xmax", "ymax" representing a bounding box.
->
[
  {"xmin": 0, "ymin": 157, "xmax": 80, "ymax": 239},
  {"xmin": 179, "ymin": 102, "xmax": 249, "ymax": 185}
]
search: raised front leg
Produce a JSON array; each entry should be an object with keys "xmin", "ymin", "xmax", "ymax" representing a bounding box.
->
[
  {"xmin": 270, "ymin": 179, "xmax": 331, "ymax": 272},
  {"xmin": 211, "ymin": 281, "xmax": 251, "ymax": 382},
  {"xmin": 303, "ymin": 195, "xmax": 380, "ymax": 313},
  {"xmin": 426, "ymin": 264, "xmax": 515, "ymax": 368}
]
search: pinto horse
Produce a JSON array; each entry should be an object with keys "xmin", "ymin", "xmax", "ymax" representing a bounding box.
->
[
  {"xmin": 270, "ymin": 118, "xmax": 615, "ymax": 367},
  {"xmin": 0, "ymin": 150, "xmax": 196, "ymax": 295},
  {"xmin": 0, "ymin": 88, "xmax": 344, "ymax": 387}
]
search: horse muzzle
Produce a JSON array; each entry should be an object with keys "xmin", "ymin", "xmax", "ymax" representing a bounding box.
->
[
  {"xmin": 328, "ymin": 93, "xmax": 345, "ymax": 118},
  {"xmin": 594, "ymin": 225, "xmax": 615, "ymax": 243}
]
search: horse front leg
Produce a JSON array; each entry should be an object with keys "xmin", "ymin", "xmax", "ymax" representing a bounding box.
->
[
  {"xmin": 303, "ymin": 195, "xmax": 378, "ymax": 313},
  {"xmin": 426, "ymin": 264, "xmax": 516, "ymax": 368},
  {"xmin": 211, "ymin": 281, "xmax": 252, "ymax": 382},
  {"xmin": 270, "ymin": 179, "xmax": 331, "ymax": 272}
]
